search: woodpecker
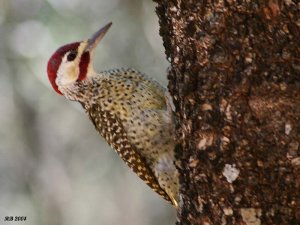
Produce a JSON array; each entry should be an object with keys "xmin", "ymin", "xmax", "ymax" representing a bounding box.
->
[{"xmin": 47, "ymin": 22, "xmax": 179, "ymax": 207}]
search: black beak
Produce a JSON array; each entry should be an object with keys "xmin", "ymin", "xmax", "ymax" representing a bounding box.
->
[{"xmin": 84, "ymin": 22, "xmax": 112, "ymax": 52}]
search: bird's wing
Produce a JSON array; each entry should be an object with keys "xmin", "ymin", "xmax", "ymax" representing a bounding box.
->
[
  {"xmin": 125, "ymin": 68, "xmax": 167, "ymax": 104},
  {"xmin": 103, "ymin": 68, "xmax": 167, "ymax": 108},
  {"xmin": 85, "ymin": 104, "xmax": 172, "ymax": 204}
]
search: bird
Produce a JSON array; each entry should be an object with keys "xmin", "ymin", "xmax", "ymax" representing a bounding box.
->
[{"xmin": 47, "ymin": 22, "xmax": 179, "ymax": 207}]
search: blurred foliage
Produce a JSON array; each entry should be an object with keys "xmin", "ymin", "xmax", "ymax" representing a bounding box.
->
[{"xmin": 0, "ymin": 0, "xmax": 174, "ymax": 224}]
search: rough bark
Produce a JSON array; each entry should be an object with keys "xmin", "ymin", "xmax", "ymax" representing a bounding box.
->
[{"xmin": 154, "ymin": 1, "xmax": 300, "ymax": 224}]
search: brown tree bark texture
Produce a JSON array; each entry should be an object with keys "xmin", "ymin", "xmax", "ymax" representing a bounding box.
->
[{"xmin": 154, "ymin": 1, "xmax": 300, "ymax": 224}]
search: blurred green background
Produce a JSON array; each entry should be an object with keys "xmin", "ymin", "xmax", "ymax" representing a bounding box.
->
[{"xmin": 0, "ymin": 0, "xmax": 174, "ymax": 224}]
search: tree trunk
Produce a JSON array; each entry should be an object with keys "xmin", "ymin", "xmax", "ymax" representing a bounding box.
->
[{"xmin": 154, "ymin": 1, "xmax": 300, "ymax": 224}]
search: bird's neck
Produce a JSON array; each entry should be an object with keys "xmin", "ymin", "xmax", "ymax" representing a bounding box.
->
[{"xmin": 59, "ymin": 72, "xmax": 106, "ymax": 105}]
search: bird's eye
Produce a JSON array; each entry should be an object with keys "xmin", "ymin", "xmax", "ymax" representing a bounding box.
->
[{"xmin": 67, "ymin": 50, "xmax": 77, "ymax": 61}]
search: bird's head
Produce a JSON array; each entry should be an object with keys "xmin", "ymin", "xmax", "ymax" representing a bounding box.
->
[{"xmin": 47, "ymin": 22, "xmax": 112, "ymax": 95}]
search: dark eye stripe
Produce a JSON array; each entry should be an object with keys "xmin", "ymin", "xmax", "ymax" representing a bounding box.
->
[{"xmin": 67, "ymin": 50, "xmax": 77, "ymax": 61}]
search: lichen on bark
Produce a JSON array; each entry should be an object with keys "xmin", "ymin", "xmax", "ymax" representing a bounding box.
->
[{"xmin": 154, "ymin": 0, "xmax": 300, "ymax": 224}]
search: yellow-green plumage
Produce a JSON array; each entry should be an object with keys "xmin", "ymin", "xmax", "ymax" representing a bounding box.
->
[{"xmin": 61, "ymin": 68, "xmax": 179, "ymax": 206}]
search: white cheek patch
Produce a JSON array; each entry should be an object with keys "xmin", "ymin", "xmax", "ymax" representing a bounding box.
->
[
  {"xmin": 59, "ymin": 61, "xmax": 79, "ymax": 85},
  {"xmin": 56, "ymin": 55, "xmax": 80, "ymax": 86},
  {"xmin": 56, "ymin": 42, "xmax": 88, "ymax": 86}
]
